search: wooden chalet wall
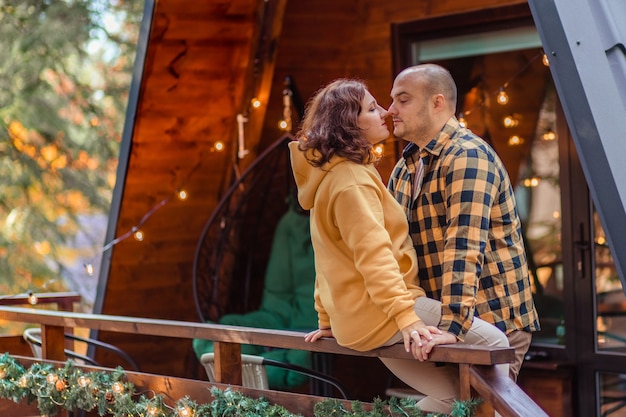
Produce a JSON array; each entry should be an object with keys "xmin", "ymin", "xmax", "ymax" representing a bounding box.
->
[{"xmin": 96, "ymin": 0, "xmax": 530, "ymax": 391}]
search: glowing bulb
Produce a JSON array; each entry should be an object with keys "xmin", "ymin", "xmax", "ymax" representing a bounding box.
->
[
  {"xmin": 496, "ymin": 89, "xmax": 509, "ymax": 105},
  {"xmin": 508, "ymin": 135, "xmax": 524, "ymax": 146},
  {"xmin": 542, "ymin": 54, "xmax": 550, "ymax": 67},
  {"xmin": 373, "ymin": 143, "xmax": 384, "ymax": 156},
  {"xmin": 278, "ymin": 119, "xmax": 289, "ymax": 130},
  {"xmin": 542, "ymin": 130, "xmax": 556, "ymax": 141},
  {"xmin": 46, "ymin": 373, "xmax": 58, "ymax": 384},
  {"xmin": 213, "ymin": 140, "xmax": 225, "ymax": 152},
  {"xmin": 177, "ymin": 190, "xmax": 188, "ymax": 200},
  {"xmin": 251, "ymin": 98, "xmax": 261, "ymax": 109},
  {"xmin": 503, "ymin": 115, "xmax": 519, "ymax": 128},
  {"xmin": 18, "ymin": 375, "xmax": 29, "ymax": 388},
  {"xmin": 84, "ymin": 263, "xmax": 94, "ymax": 276},
  {"xmin": 458, "ymin": 117, "xmax": 467, "ymax": 128},
  {"xmin": 147, "ymin": 405, "xmax": 159, "ymax": 416},
  {"xmin": 27, "ymin": 291, "xmax": 38, "ymax": 305},
  {"xmin": 597, "ymin": 236, "xmax": 607, "ymax": 245},
  {"xmin": 523, "ymin": 177, "xmax": 540, "ymax": 187},
  {"xmin": 133, "ymin": 230, "xmax": 144, "ymax": 241},
  {"xmin": 553, "ymin": 211, "xmax": 561, "ymax": 219}
]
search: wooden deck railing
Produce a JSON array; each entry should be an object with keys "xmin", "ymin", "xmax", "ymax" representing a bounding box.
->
[{"xmin": 0, "ymin": 306, "xmax": 547, "ymax": 417}]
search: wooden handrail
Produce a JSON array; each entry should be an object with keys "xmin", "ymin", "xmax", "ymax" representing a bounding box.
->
[
  {"xmin": 0, "ymin": 306, "xmax": 547, "ymax": 417},
  {"xmin": 0, "ymin": 306, "xmax": 512, "ymax": 364}
]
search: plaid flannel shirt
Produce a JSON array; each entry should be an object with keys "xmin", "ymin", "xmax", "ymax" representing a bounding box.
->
[{"xmin": 388, "ymin": 117, "xmax": 540, "ymax": 340}]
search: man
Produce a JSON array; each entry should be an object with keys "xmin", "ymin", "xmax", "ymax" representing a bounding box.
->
[{"xmin": 386, "ymin": 63, "xmax": 540, "ymax": 380}]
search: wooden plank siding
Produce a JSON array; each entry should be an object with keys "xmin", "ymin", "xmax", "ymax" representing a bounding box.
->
[{"xmin": 97, "ymin": 0, "xmax": 534, "ymax": 399}]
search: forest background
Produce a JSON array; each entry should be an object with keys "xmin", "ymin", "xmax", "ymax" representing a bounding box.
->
[{"xmin": 0, "ymin": 0, "xmax": 144, "ymax": 329}]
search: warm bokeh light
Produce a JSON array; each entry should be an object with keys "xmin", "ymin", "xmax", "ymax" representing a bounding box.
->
[{"xmin": 497, "ymin": 89, "xmax": 509, "ymax": 105}]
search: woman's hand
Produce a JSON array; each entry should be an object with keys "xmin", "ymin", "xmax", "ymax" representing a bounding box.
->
[
  {"xmin": 304, "ymin": 328, "xmax": 333, "ymax": 343},
  {"xmin": 402, "ymin": 321, "xmax": 443, "ymax": 361}
]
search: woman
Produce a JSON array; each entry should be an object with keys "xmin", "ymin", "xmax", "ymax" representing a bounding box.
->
[{"xmin": 289, "ymin": 78, "xmax": 508, "ymax": 414}]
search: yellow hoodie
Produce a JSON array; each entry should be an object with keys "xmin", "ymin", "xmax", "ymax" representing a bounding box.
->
[{"xmin": 289, "ymin": 141, "xmax": 425, "ymax": 351}]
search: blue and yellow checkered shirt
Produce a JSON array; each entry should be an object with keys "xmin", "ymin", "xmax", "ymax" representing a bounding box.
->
[{"xmin": 388, "ymin": 117, "xmax": 540, "ymax": 340}]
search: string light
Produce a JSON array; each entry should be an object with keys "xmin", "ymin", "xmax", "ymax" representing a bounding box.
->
[
  {"xmin": 177, "ymin": 190, "xmax": 188, "ymax": 200},
  {"xmin": 508, "ymin": 135, "xmax": 524, "ymax": 146},
  {"xmin": 133, "ymin": 229, "xmax": 144, "ymax": 242},
  {"xmin": 542, "ymin": 53, "xmax": 550, "ymax": 67},
  {"xmin": 278, "ymin": 119, "xmax": 289, "ymax": 130},
  {"xmin": 542, "ymin": 130, "xmax": 556, "ymax": 141},
  {"xmin": 503, "ymin": 114, "xmax": 519, "ymax": 128},
  {"xmin": 458, "ymin": 116, "xmax": 467, "ymax": 127},
  {"xmin": 250, "ymin": 98, "xmax": 262, "ymax": 109},
  {"xmin": 496, "ymin": 88, "xmax": 509, "ymax": 105},
  {"xmin": 211, "ymin": 140, "xmax": 225, "ymax": 152},
  {"xmin": 523, "ymin": 177, "xmax": 541, "ymax": 187},
  {"xmin": 372, "ymin": 143, "xmax": 385, "ymax": 156},
  {"xmin": 27, "ymin": 291, "xmax": 38, "ymax": 305}
]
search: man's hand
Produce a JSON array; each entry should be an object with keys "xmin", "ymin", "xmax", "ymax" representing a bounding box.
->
[{"xmin": 417, "ymin": 331, "xmax": 458, "ymax": 361}]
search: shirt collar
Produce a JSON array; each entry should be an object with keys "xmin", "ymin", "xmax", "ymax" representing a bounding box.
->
[{"xmin": 401, "ymin": 116, "xmax": 461, "ymax": 161}]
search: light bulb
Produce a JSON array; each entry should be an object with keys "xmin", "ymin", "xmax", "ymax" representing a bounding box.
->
[
  {"xmin": 212, "ymin": 140, "xmax": 225, "ymax": 152},
  {"xmin": 373, "ymin": 143, "xmax": 384, "ymax": 156},
  {"xmin": 85, "ymin": 263, "xmax": 95, "ymax": 276},
  {"xmin": 497, "ymin": 89, "xmax": 509, "ymax": 105},
  {"xmin": 458, "ymin": 117, "xmax": 467, "ymax": 128},
  {"xmin": 542, "ymin": 130, "xmax": 556, "ymax": 141},
  {"xmin": 508, "ymin": 135, "xmax": 524, "ymax": 146},
  {"xmin": 542, "ymin": 54, "xmax": 550, "ymax": 67},
  {"xmin": 503, "ymin": 115, "xmax": 519, "ymax": 128},
  {"xmin": 523, "ymin": 177, "xmax": 540, "ymax": 187},
  {"xmin": 133, "ymin": 230, "xmax": 144, "ymax": 241},
  {"xmin": 250, "ymin": 98, "xmax": 261, "ymax": 109},
  {"xmin": 27, "ymin": 291, "xmax": 38, "ymax": 305},
  {"xmin": 278, "ymin": 119, "xmax": 289, "ymax": 130},
  {"xmin": 177, "ymin": 190, "xmax": 188, "ymax": 200}
]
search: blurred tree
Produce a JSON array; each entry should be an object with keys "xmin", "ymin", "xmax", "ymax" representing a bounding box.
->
[{"xmin": 0, "ymin": 0, "xmax": 143, "ymax": 300}]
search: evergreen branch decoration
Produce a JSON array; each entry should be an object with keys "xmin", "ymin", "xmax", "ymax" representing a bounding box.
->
[{"xmin": 0, "ymin": 353, "xmax": 480, "ymax": 417}]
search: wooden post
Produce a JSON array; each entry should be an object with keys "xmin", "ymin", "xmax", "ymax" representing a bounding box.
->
[
  {"xmin": 213, "ymin": 341, "xmax": 242, "ymax": 385},
  {"xmin": 40, "ymin": 324, "xmax": 69, "ymax": 417},
  {"xmin": 40, "ymin": 324, "xmax": 66, "ymax": 362}
]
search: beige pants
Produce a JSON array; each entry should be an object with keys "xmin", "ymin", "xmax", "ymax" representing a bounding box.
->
[{"xmin": 380, "ymin": 297, "xmax": 514, "ymax": 414}]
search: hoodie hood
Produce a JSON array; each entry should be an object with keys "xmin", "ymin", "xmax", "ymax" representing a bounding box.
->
[{"xmin": 289, "ymin": 141, "xmax": 346, "ymax": 210}]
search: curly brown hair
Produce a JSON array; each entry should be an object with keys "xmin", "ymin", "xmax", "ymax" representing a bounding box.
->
[{"xmin": 296, "ymin": 78, "xmax": 378, "ymax": 167}]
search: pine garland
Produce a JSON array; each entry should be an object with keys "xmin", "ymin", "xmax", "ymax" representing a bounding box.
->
[{"xmin": 0, "ymin": 353, "xmax": 481, "ymax": 417}]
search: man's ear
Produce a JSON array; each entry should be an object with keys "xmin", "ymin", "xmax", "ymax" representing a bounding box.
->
[{"xmin": 432, "ymin": 93, "xmax": 446, "ymax": 111}]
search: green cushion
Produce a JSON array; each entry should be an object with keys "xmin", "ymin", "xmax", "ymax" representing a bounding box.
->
[{"xmin": 193, "ymin": 205, "xmax": 317, "ymax": 389}]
